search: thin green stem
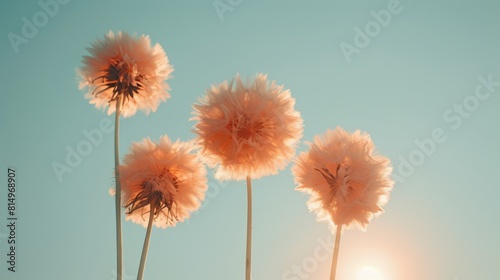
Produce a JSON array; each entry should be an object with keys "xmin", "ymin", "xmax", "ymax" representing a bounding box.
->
[
  {"xmin": 245, "ymin": 176, "xmax": 252, "ymax": 280},
  {"xmin": 137, "ymin": 205, "xmax": 155, "ymax": 280},
  {"xmin": 114, "ymin": 97, "xmax": 123, "ymax": 280},
  {"xmin": 329, "ymin": 225, "xmax": 343, "ymax": 280}
]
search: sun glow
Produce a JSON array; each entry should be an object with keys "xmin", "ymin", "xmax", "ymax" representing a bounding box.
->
[{"xmin": 357, "ymin": 266, "xmax": 385, "ymax": 280}]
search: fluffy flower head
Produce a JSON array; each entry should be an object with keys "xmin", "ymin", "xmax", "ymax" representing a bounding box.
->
[
  {"xmin": 293, "ymin": 127, "xmax": 394, "ymax": 231},
  {"xmin": 119, "ymin": 136, "xmax": 207, "ymax": 228},
  {"xmin": 192, "ymin": 73, "xmax": 303, "ymax": 180},
  {"xmin": 78, "ymin": 31, "xmax": 173, "ymax": 117}
]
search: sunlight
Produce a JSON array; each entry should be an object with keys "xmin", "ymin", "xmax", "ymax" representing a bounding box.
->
[{"xmin": 357, "ymin": 266, "xmax": 385, "ymax": 280}]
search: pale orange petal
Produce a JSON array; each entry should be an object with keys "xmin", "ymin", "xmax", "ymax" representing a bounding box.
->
[
  {"xmin": 119, "ymin": 136, "xmax": 207, "ymax": 228},
  {"xmin": 78, "ymin": 31, "xmax": 173, "ymax": 118},
  {"xmin": 292, "ymin": 127, "xmax": 394, "ymax": 231},
  {"xmin": 192, "ymin": 73, "xmax": 303, "ymax": 180}
]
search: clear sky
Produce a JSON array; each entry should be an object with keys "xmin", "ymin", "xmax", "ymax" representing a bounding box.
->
[{"xmin": 1, "ymin": 0, "xmax": 499, "ymax": 279}]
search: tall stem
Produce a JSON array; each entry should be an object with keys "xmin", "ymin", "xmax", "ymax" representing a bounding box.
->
[
  {"xmin": 114, "ymin": 97, "xmax": 123, "ymax": 280},
  {"xmin": 137, "ymin": 205, "xmax": 155, "ymax": 280},
  {"xmin": 245, "ymin": 176, "xmax": 253, "ymax": 280},
  {"xmin": 329, "ymin": 225, "xmax": 343, "ymax": 280}
]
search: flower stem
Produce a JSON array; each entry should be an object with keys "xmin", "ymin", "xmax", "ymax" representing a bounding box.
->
[
  {"xmin": 114, "ymin": 97, "xmax": 123, "ymax": 280},
  {"xmin": 137, "ymin": 205, "xmax": 155, "ymax": 280},
  {"xmin": 245, "ymin": 176, "xmax": 252, "ymax": 280},
  {"xmin": 329, "ymin": 225, "xmax": 343, "ymax": 280}
]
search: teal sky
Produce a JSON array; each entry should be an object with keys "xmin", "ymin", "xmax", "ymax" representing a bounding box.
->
[{"xmin": 1, "ymin": 0, "xmax": 499, "ymax": 279}]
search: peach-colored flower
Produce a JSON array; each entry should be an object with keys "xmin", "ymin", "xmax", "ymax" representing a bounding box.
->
[
  {"xmin": 192, "ymin": 73, "xmax": 303, "ymax": 180},
  {"xmin": 78, "ymin": 31, "xmax": 173, "ymax": 117},
  {"xmin": 292, "ymin": 127, "xmax": 394, "ymax": 230},
  {"xmin": 119, "ymin": 136, "xmax": 207, "ymax": 228}
]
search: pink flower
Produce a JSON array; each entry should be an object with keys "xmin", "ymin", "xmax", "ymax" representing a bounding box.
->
[
  {"xmin": 119, "ymin": 136, "xmax": 207, "ymax": 228},
  {"xmin": 192, "ymin": 74, "xmax": 303, "ymax": 180},
  {"xmin": 78, "ymin": 31, "xmax": 173, "ymax": 117},
  {"xmin": 292, "ymin": 127, "xmax": 394, "ymax": 230}
]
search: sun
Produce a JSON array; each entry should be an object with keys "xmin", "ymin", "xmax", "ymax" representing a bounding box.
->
[{"xmin": 357, "ymin": 266, "xmax": 385, "ymax": 280}]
